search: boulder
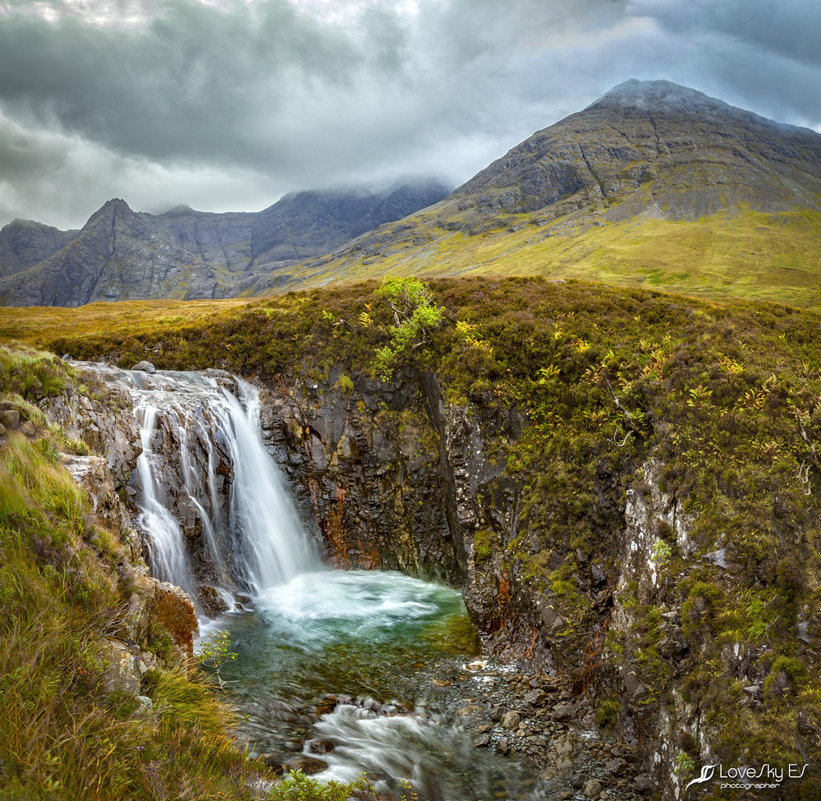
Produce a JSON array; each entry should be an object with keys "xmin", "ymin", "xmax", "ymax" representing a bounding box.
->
[
  {"xmin": 132, "ymin": 360, "xmax": 156, "ymax": 373},
  {"xmin": 285, "ymin": 756, "xmax": 328, "ymax": 775},
  {"xmin": 501, "ymin": 710, "xmax": 522, "ymax": 729},
  {"xmin": 0, "ymin": 409, "xmax": 19, "ymax": 428},
  {"xmin": 148, "ymin": 581, "xmax": 199, "ymax": 661}
]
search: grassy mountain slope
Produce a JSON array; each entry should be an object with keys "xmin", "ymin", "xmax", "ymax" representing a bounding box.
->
[
  {"xmin": 264, "ymin": 81, "xmax": 821, "ymax": 310},
  {"xmin": 291, "ymin": 206, "xmax": 821, "ymax": 310}
]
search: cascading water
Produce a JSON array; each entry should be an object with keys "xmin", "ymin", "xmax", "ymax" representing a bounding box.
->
[
  {"xmin": 123, "ymin": 367, "xmax": 317, "ymax": 605},
  {"xmin": 78, "ymin": 362, "xmax": 545, "ymax": 801},
  {"xmin": 135, "ymin": 403, "xmax": 194, "ymax": 594}
]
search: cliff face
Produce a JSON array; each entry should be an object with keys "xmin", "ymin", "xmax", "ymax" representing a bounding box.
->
[
  {"xmin": 254, "ymin": 364, "xmax": 820, "ymax": 800},
  {"xmin": 0, "ymin": 218, "xmax": 78, "ymax": 277}
]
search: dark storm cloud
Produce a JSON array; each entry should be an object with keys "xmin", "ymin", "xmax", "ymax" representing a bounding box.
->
[
  {"xmin": 0, "ymin": 0, "xmax": 818, "ymax": 229},
  {"xmin": 628, "ymin": 0, "xmax": 821, "ymax": 127}
]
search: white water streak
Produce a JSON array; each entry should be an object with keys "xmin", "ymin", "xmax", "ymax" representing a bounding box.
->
[{"xmin": 129, "ymin": 369, "xmax": 316, "ymax": 600}]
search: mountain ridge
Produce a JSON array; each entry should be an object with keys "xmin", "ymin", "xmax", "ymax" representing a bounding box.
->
[
  {"xmin": 0, "ymin": 180, "xmax": 451, "ymax": 306},
  {"xmin": 2, "ymin": 80, "xmax": 819, "ymax": 308},
  {"xmin": 280, "ymin": 79, "xmax": 820, "ymax": 308}
]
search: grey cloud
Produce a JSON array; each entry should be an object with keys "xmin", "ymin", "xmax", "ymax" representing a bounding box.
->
[
  {"xmin": 0, "ymin": 0, "xmax": 819, "ymax": 228},
  {"xmin": 630, "ymin": 0, "xmax": 821, "ymax": 67}
]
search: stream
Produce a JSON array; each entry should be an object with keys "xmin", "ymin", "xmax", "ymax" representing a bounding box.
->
[{"xmin": 103, "ymin": 363, "xmax": 548, "ymax": 800}]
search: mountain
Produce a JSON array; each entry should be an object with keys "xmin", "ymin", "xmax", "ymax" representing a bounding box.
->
[
  {"xmin": 0, "ymin": 219, "xmax": 78, "ymax": 278},
  {"xmin": 3, "ymin": 81, "xmax": 820, "ymax": 309},
  {"xmin": 287, "ymin": 80, "xmax": 821, "ymax": 309},
  {"xmin": 0, "ymin": 180, "xmax": 450, "ymax": 307}
]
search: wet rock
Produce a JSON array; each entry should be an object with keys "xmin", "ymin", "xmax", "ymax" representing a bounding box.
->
[
  {"xmin": 312, "ymin": 697, "xmax": 338, "ymax": 716},
  {"xmin": 501, "ymin": 710, "xmax": 521, "ymax": 729},
  {"xmin": 474, "ymin": 733, "xmax": 491, "ymax": 747},
  {"xmin": 286, "ymin": 756, "xmax": 328, "ymax": 775},
  {"xmin": 632, "ymin": 774, "xmax": 654, "ymax": 794},
  {"xmin": 199, "ymin": 585, "xmax": 230, "ymax": 617},
  {"xmin": 283, "ymin": 740, "xmax": 303, "ymax": 752},
  {"xmin": 308, "ymin": 739, "xmax": 335, "ymax": 755},
  {"xmin": 496, "ymin": 737, "xmax": 510, "ymax": 755},
  {"xmin": 583, "ymin": 778, "xmax": 603, "ymax": 798},
  {"xmin": 132, "ymin": 360, "xmax": 156, "ymax": 373},
  {"xmin": 259, "ymin": 753, "xmax": 284, "ymax": 774}
]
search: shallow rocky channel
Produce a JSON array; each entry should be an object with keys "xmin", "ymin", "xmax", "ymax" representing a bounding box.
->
[{"xmin": 202, "ymin": 570, "xmax": 650, "ymax": 801}]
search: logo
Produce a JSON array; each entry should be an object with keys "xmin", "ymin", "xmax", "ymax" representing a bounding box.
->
[
  {"xmin": 685, "ymin": 765, "xmax": 716, "ymax": 790},
  {"xmin": 685, "ymin": 763, "xmax": 810, "ymax": 793}
]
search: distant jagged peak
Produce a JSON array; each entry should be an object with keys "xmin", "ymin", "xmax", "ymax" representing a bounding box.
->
[
  {"xmin": 92, "ymin": 197, "xmax": 134, "ymax": 218},
  {"xmin": 4, "ymin": 217, "xmax": 59, "ymax": 232}
]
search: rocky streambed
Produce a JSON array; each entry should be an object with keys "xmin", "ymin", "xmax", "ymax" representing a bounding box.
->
[{"xmin": 200, "ymin": 568, "xmax": 651, "ymax": 801}]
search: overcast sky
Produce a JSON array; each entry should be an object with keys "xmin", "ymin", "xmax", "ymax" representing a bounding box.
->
[{"xmin": 0, "ymin": 0, "xmax": 819, "ymax": 229}]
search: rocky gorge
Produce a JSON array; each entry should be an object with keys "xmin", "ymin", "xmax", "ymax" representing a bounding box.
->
[
  {"xmin": 31, "ymin": 354, "xmax": 657, "ymax": 800},
  {"xmin": 4, "ymin": 276, "xmax": 821, "ymax": 800}
]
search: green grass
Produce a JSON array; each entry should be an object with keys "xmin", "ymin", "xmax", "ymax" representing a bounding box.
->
[
  {"xmin": 296, "ymin": 206, "xmax": 821, "ymax": 311},
  {"xmin": 0, "ymin": 433, "xmax": 274, "ymax": 800}
]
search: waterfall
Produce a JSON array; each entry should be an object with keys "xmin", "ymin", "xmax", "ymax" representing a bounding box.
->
[
  {"xmin": 135, "ymin": 403, "xmax": 194, "ymax": 594},
  {"xmin": 122, "ymin": 367, "xmax": 316, "ymax": 605}
]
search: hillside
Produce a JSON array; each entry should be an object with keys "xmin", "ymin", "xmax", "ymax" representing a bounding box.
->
[
  {"xmin": 0, "ymin": 180, "xmax": 449, "ymax": 306},
  {"xmin": 2, "ymin": 277, "xmax": 819, "ymax": 798},
  {"xmin": 284, "ymin": 81, "xmax": 821, "ymax": 310}
]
